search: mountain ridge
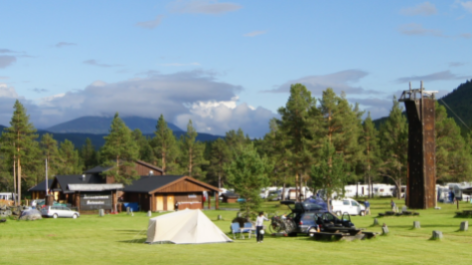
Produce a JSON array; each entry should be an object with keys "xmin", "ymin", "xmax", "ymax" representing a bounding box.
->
[{"xmin": 46, "ymin": 116, "xmax": 184, "ymax": 134}]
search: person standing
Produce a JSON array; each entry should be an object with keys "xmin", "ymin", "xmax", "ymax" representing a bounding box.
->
[
  {"xmin": 364, "ymin": 200, "xmax": 370, "ymax": 215},
  {"xmin": 256, "ymin": 212, "xmax": 269, "ymax": 243},
  {"xmin": 390, "ymin": 200, "xmax": 397, "ymax": 212}
]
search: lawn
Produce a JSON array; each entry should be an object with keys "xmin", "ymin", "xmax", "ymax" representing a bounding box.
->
[{"xmin": 1, "ymin": 198, "xmax": 472, "ymax": 265}]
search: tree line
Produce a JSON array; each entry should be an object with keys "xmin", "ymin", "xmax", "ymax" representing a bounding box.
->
[{"xmin": 1, "ymin": 84, "xmax": 472, "ymax": 208}]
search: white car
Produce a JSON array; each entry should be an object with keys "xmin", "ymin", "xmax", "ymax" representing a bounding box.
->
[
  {"xmin": 331, "ymin": 198, "xmax": 366, "ymax": 216},
  {"xmin": 41, "ymin": 205, "xmax": 80, "ymax": 219}
]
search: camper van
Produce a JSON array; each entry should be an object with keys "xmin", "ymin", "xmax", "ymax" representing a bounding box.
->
[
  {"xmin": 0, "ymin": 192, "xmax": 17, "ymax": 201},
  {"xmin": 331, "ymin": 198, "xmax": 366, "ymax": 216},
  {"xmin": 271, "ymin": 187, "xmax": 313, "ymax": 201}
]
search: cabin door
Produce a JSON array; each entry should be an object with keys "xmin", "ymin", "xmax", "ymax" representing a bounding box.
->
[
  {"xmin": 167, "ymin": 195, "xmax": 174, "ymax": 211},
  {"xmin": 156, "ymin": 195, "xmax": 164, "ymax": 211}
]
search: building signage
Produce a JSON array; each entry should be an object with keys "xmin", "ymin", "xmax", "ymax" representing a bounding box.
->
[{"xmin": 80, "ymin": 192, "xmax": 112, "ymax": 210}]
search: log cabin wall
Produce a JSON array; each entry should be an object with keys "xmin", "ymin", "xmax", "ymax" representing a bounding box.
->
[{"xmin": 135, "ymin": 163, "xmax": 163, "ymax": 176}]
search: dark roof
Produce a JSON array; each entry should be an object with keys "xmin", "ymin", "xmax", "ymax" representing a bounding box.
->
[
  {"xmin": 222, "ymin": 191, "xmax": 239, "ymax": 198},
  {"xmin": 54, "ymin": 174, "xmax": 104, "ymax": 193},
  {"xmin": 28, "ymin": 179, "xmax": 54, "ymax": 192},
  {"xmin": 123, "ymin": 175, "xmax": 185, "ymax": 193},
  {"xmin": 84, "ymin": 165, "xmax": 113, "ymax": 174},
  {"xmin": 135, "ymin": 160, "xmax": 164, "ymax": 173}
]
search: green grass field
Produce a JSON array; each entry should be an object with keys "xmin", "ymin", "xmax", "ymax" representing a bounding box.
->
[{"xmin": 2, "ymin": 198, "xmax": 472, "ymax": 265}]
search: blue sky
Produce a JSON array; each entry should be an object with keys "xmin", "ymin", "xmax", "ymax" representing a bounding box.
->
[{"xmin": 1, "ymin": 1, "xmax": 471, "ymax": 137}]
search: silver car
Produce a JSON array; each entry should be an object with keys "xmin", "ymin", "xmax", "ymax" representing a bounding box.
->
[{"xmin": 41, "ymin": 205, "xmax": 80, "ymax": 219}]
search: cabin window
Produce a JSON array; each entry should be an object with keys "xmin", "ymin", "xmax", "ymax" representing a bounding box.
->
[{"xmin": 188, "ymin": 194, "xmax": 197, "ymax": 198}]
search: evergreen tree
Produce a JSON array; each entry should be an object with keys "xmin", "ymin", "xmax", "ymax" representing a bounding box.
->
[
  {"xmin": 225, "ymin": 144, "xmax": 271, "ymax": 217},
  {"xmin": 225, "ymin": 128, "xmax": 250, "ymax": 156},
  {"xmin": 207, "ymin": 138, "xmax": 231, "ymax": 188},
  {"xmin": 40, "ymin": 133, "xmax": 60, "ymax": 177},
  {"xmin": 57, "ymin": 140, "xmax": 82, "ymax": 175},
  {"xmin": 311, "ymin": 140, "xmax": 348, "ymax": 209},
  {"xmin": 378, "ymin": 97, "xmax": 408, "ymax": 199},
  {"xmin": 132, "ymin": 129, "xmax": 153, "ymax": 163},
  {"xmin": 180, "ymin": 120, "xmax": 208, "ymax": 179},
  {"xmin": 277, "ymin": 84, "xmax": 319, "ymax": 201},
  {"xmin": 1, "ymin": 100, "xmax": 38, "ymax": 204},
  {"xmin": 359, "ymin": 113, "xmax": 380, "ymax": 198},
  {"xmin": 152, "ymin": 114, "xmax": 179, "ymax": 175},
  {"xmin": 79, "ymin": 138, "xmax": 97, "ymax": 171},
  {"xmin": 101, "ymin": 113, "xmax": 139, "ymax": 184},
  {"xmin": 317, "ymin": 89, "xmax": 363, "ymax": 180},
  {"xmin": 435, "ymin": 102, "xmax": 472, "ymax": 182}
]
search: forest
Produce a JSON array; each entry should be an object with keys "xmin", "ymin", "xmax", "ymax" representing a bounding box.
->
[{"xmin": 1, "ymin": 83, "xmax": 472, "ymax": 202}]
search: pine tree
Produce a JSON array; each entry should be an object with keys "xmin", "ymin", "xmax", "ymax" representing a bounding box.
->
[
  {"xmin": 132, "ymin": 129, "xmax": 153, "ymax": 163},
  {"xmin": 1, "ymin": 100, "xmax": 39, "ymax": 204},
  {"xmin": 311, "ymin": 140, "xmax": 348, "ymax": 209},
  {"xmin": 225, "ymin": 128, "xmax": 250, "ymax": 156},
  {"xmin": 435, "ymin": 102, "xmax": 472, "ymax": 182},
  {"xmin": 40, "ymin": 133, "xmax": 60, "ymax": 177},
  {"xmin": 57, "ymin": 140, "xmax": 82, "ymax": 175},
  {"xmin": 359, "ymin": 113, "xmax": 380, "ymax": 198},
  {"xmin": 152, "ymin": 114, "xmax": 179, "ymax": 174},
  {"xmin": 225, "ymin": 144, "xmax": 271, "ymax": 217},
  {"xmin": 101, "ymin": 113, "xmax": 139, "ymax": 184},
  {"xmin": 79, "ymin": 138, "xmax": 97, "ymax": 171},
  {"xmin": 277, "ymin": 84, "xmax": 319, "ymax": 201},
  {"xmin": 378, "ymin": 97, "xmax": 408, "ymax": 199},
  {"xmin": 207, "ymin": 138, "xmax": 231, "ymax": 188},
  {"xmin": 317, "ymin": 89, "xmax": 363, "ymax": 180},
  {"xmin": 180, "ymin": 120, "xmax": 208, "ymax": 179}
]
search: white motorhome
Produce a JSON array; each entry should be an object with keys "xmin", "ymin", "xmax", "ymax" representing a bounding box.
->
[
  {"xmin": 0, "ymin": 192, "xmax": 17, "ymax": 201},
  {"xmin": 260, "ymin": 187, "xmax": 280, "ymax": 199},
  {"xmin": 331, "ymin": 198, "xmax": 366, "ymax": 216},
  {"xmin": 273, "ymin": 186, "xmax": 313, "ymax": 201}
]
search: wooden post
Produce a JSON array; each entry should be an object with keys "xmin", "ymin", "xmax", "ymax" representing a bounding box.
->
[
  {"xmin": 208, "ymin": 191, "xmax": 211, "ymax": 209},
  {"xmin": 151, "ymin": 193, "xmax": 155, "ymax": 212},
  {"xmin": 77, "ymin": 192, "xmax": 80, "ymax": 212},
  {"xmin": 215, "ymin": 192, "xmax": 219, "ymax": 210}
]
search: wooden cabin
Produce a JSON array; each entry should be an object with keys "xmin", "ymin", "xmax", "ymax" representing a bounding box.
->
[
  {"xmin": 28, "ymin": 179, "xmax": 53, "ymax": 200},
  {"xmin": 50, "ymin": 174, "xmax": 123, "ymax": 213},
  {"xmin": 122, "ymin": 175, "xmax": 220, "ymax": 211}
]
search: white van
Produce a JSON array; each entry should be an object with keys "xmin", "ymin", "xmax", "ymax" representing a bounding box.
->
[{"xmin": 331, "ymin": 198, "xmax": 366, "ymax": 216}]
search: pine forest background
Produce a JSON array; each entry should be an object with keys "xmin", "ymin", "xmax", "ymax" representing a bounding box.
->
[{"xmin": 2, "ymin": 80, "xmax": 472, "ymax": 200}]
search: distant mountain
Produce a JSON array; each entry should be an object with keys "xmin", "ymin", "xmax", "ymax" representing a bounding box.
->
[
  {"xmin": 46, "ymin": 116, "xmax": 184, "ymax": 134},
  {"xmin": 0, "ymin": 127, "xmax": 222, "ymax": 150},
  {"xmin": 439, "ymin": 80, "xmax": 472, "ymax": 129},
  {"xmin": 373, "ymin": 80, "xmax": 472, "ymax": 130}
]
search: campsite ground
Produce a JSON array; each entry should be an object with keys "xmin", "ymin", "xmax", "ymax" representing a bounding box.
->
[{"xmin": 1, "ymin": 199, "xmax": 472, "ymax": 265}]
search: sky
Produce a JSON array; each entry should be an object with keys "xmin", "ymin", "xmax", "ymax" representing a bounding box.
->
[{"xmin": 1, "ymin": 0, "xmax": 472, "ymax": 138}]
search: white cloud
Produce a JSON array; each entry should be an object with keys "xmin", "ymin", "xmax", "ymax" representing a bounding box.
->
[
  {"xmin": 55, "ymin": 42, "xmax": 76, "ymax": 48},
  {"xmin": 0, "ymin": 71, "xmax": 274, "ymax": 137},
  {"xmin": 0, "ymin": 83, "xmax": 18, "ymax": 98},
  {"xmin": 459, "ymin": 1, "xmax": 472, "ymax": 13},
  {"xmin": 136, "ymin": 15, "xmax": 165, "ymax": 29},
  {"xmin": 169, "ymin": 0, "xmax": 242, "ymax": 14},
  {"xmin": 244, "ymin": 31, "xmax": 266, "ymax": 37},
  {"xmin": 267, "ymin": 70, "xmax": 375, "ymax": 96},
  {"xmin": 83, "ymin": 59, "xmax": 118, "ymax": 68},
  {"xmin": 0, "ymin": 56, "xmax": 16, "ymax": 68},
  {"xmin": 399, "ymin": 23, "xmax": 443, "ymax": 37},
  {"xmin": 395, "ymin": 70, "xmax": 472, "ymax": 83},
  {"xmin": 401, "ymin": 2, "xmax": 437, "ymax": 16},
  {"xmin": 160, "ymin": 62, "xmax": 201, "ymax": 67}
]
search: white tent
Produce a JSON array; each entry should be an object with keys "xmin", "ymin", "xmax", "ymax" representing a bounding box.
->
[{"xmin": 146, "ymin": 209, "xmax": 233, "ymax": 244}]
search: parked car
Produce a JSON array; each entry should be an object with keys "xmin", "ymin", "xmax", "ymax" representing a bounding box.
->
[
  {"xmin": 278, "ymin": 200, "xmax": 355, "ymax": 236},
  {"xmin": 331, "ymin": 198, "xmax": 366, "ymax": 216},
  {"xmin": 41, "ymin": 205, "xmax": 80, "ymax": 219}
]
